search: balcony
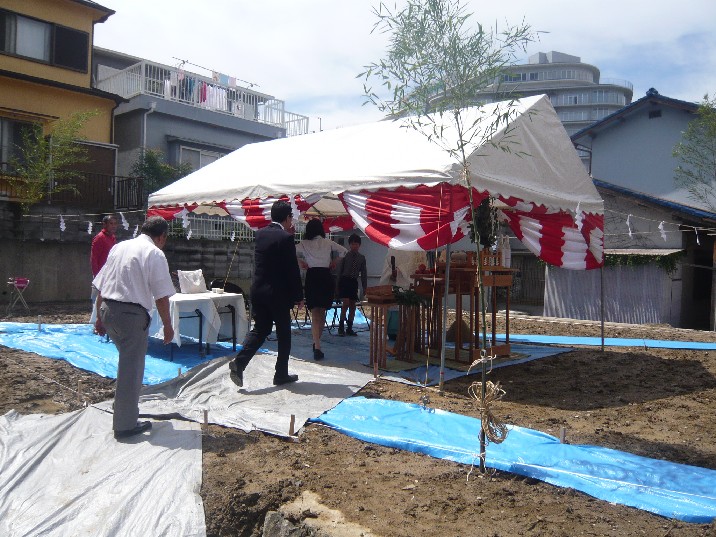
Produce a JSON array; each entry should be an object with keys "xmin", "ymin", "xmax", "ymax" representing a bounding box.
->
[
  {"xmin": 600, "ymin": 78, "xmax": 634, "ymax": 92},
  {"xmin": 96, "ymin": 60, "xmax": 309, "ymax": 137},
  {"xmin": 0, "ymin": 165, "xmax": 144, "ymax": 212}
]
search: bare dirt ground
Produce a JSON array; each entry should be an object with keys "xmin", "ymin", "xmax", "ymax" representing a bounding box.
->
[{"xmin": 2, "ymin": 303, "xmax": 716, "ymax": 536}]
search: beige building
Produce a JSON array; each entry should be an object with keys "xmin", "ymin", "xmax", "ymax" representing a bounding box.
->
[{"xmin": 0, "ymin": 0, "xmax": 122, "ymax": 198}]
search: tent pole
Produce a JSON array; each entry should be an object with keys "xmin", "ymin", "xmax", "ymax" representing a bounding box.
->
[
  {"xmin": 438, "ymin": 243, "xmax": 452, "ymax": 393},
  {"xmin": 600, "ymin": 265, "xmax": 605, "ymax": 352}
]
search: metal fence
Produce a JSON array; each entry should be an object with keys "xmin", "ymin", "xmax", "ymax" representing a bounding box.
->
[
  {"xmin": 168, "ymin": 213, "xmax": 255, "ymax": 241},
  {"xmin": 0, "ymin": 165, "xmax": 144, "ymax": 212},
  {"xmin": 167, "ymin": 214, "xmax": 324, "ymax": 242}
]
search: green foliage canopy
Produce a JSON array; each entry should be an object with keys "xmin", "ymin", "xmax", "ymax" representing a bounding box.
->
[
  {"xmin": 673, "ymin": 93, "xmax": 716, "ymax": 212},
  {"xmin": 131, "ymin": 148, "xmax": 192, "ymax": 200},
  {"xmin": 360, "ymin": 0, "xmax": 535, "ymax": 160}
]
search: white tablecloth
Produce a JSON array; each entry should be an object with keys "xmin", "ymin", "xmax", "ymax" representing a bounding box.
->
[{"xmin": 149, "ymin": 292, "xmax": 247, "ymax": 348}]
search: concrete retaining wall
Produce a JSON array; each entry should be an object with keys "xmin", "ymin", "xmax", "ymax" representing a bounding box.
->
[{"xmin": 1, "ymin": 236, "xmax": 255, "ymax": 305}]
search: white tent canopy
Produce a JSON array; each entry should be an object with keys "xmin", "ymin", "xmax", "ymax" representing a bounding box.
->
[{"xmin": 149, "ymin": 95, "xmax": 604, "ymax": 269}]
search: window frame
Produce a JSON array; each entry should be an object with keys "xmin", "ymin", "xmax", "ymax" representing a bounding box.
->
[
  {"xmin": 0, "ymin": 116, "xmax": 34, "ymax": 172},
  {"xmin": 179, "ymin": 146, "xmax": 223, "ymax": 171},
  {"xmin": 0, "ymin": 8, "xmax": 89, "ymax": 73}
]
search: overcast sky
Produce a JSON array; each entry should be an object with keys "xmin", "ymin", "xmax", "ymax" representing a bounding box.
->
[{"xmin": 93, "ymin": 0, "xmax": 716, "ymax": 132}]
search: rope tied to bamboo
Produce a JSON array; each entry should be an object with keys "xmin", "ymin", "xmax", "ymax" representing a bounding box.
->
[{"xmin": 467, "ymin": 379, "xmax": 508, "ymax": 444}]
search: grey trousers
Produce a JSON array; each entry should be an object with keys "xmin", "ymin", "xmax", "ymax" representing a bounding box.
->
[{"xmin": 100, "ymin": 300, "xmax": 150, "ymax": 432}]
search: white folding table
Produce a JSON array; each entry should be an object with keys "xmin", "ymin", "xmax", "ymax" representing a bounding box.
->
[{"xmin": 149, "ymin": 292, "xmax": 247, "ymax": 357}]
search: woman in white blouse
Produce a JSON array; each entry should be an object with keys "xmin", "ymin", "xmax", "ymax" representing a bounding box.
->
[{"xmin": 296, "ymin": 219, "xmax": 347, "ymax": 360}]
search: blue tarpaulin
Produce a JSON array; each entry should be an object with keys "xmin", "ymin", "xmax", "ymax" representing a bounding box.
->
[
  {"xmin": 313, "ymin": 397, "xmax": 716, "ymax": 523},
  {"xmin": 498, "ymin": 333, "xmax": 716, "ymax": 350},
  {"xmin": 0, "ymin": 323, "xmax": 236, "ymax": 384}
]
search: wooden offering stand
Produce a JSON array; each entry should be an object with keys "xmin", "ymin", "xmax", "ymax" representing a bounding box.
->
[
  {"xmin": 411, "ymin": 249, "xmax": 516, "ymax": 363},
  {"xmin": 364, "ymin": 285, "xmax": 396, "ymax": 372},
  {"xmin": 475, "ymin": 250, "xmax": 516, "ymax": 359}
]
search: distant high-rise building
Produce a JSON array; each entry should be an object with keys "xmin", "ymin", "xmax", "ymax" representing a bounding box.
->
[{"xmin": 475, "ymin": 51, "xmax": 633, "ymax": 136}]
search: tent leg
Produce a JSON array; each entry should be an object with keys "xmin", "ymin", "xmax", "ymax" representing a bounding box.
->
[
  {"xmin": 438, "ymin": 243, "xmax": 451, "ymax": 393},
  {"xmin": 600, "ymin": 265, "xmax": 605, "ymax": 352}
]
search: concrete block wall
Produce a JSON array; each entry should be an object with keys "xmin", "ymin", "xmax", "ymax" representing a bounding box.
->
[{"xmin": 1, "ymin": 235, "xmax": 255, "ymax": 304}]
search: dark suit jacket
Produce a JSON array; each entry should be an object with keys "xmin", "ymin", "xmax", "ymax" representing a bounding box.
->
[{"xmin": 250, "ymin": 222, "xmax": 303, "ymax": 309}]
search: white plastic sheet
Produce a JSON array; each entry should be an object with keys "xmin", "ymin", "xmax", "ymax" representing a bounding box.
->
[
  {"xmin": 0, "ymin": 407, "xmax": 204, "ymax": 537},
  {"xmin": 124, "ymin": 353, "xmax": 375, "ymax": 437}
]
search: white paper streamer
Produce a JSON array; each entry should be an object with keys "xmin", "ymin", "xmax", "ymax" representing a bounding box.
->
[
  {"xmin": 181, "ymin": 211, "xmax": 190, "ymax": 229},
  {"xmin": 695, "ymin": 228, "xmax": 700, "ymax": 246},
  {"xmin": 186, "ymin": 228, "xmax": 192, "ymax": 240},
  {"xmin": 574, "ymin": 202, "xmax": 583, "ymax": 231},
  {"xmin": 87, "ymin": 222, "xmax": 93, "ymax": 235},
  {"xmin": 133, "ymin": 224, "xmax": 139, "ymax": 238},
  {"xmin": 59, "ymin": 215, "xmax": 66, "ymax": 232},
  {"xmin": 658, "ymin": 221, "xmax": 667, "ymax": 242},
  {"xmin": 119, "ymin": 212, "xmax": 129, "ymax": 231},
  {"xmin": 626, "ymin": 214, "xmax": 633, "ymax": 239},
  {"xmin": 230, "ymin": 230, "xmax": 236, "ymax": 242}
]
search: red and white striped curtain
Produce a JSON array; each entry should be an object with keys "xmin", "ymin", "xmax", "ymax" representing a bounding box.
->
[{"xmin": 147, "ymin": 183, "xmax": 603, "ymax": 269}]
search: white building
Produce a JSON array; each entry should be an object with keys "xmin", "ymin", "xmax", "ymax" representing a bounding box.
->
[{"xmin": 475, "ymin": 51, "xmax": 633, "ymax": 137}]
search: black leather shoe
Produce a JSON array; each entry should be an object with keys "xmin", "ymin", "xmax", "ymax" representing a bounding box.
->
[
  {"xmin": 312, "ymin": 344, "xmax": 325, "ymax": 360},
  {"xmin": 229, "ymin": 361, "xmax": 244, "ymax": 387},
  {"xmin": 273, "ymin": 374, "xmax": 299, "ymax": 386},
  {"xmin": 346, "ymin": 329, "xmax": 358, "ymax": 336},
  {"xmin": 114, "ymin": 421, "xmax": 152, "ymax": 440}
]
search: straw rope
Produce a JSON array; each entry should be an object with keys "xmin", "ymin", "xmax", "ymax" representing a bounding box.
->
[{"xmin": 467, "ymin": 379, "xmax": 508, "ymax": 444}]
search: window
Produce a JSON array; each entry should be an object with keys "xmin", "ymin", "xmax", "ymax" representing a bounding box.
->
[
  {"xmin": 0, "ymin": 117, "xmax": 31, "ymax": 171},
  {"xmin": 53, "ymin": 25, "xmax": 88, "ymax": 71},
  {"xmin": 180, "ymin": 147, "xmax": 223, "ymax": 170},
  {"xmin": 16, "ymin": 15, "xmax": 50, "ymax": 61},
  {"xmin": 529, "ymin": 72, "xmax": 539, "ymax": 81},
  {"xmin": 0, "ymin": 9, "xmax": 88, "ymax": 72}
]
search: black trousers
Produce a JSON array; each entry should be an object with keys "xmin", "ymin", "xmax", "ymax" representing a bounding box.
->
[{"xmin": 233, "ymin": 300, "xmax": 292, "ymax": 376}]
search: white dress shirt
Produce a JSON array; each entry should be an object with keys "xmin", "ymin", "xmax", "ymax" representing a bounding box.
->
[{"xmin": 93, "ymin": 234, "xmax": 176, "ymax": 313}]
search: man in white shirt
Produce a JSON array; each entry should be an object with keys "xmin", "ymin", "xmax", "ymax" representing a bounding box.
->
[{"xmin": 93, "ymin": 216, "xmax": 176, "ymax": 440}]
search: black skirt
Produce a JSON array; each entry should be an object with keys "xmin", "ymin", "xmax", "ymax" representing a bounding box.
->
[{"xmin": 304, "ymin": 267, "xmax": 335, "ymax": 309}]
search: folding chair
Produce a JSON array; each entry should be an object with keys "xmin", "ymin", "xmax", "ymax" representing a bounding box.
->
[{"xmin": 6, "ymin": 277, "xmax": 30, "ymax": 315}]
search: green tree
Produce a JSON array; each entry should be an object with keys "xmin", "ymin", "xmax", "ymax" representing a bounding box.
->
[
  {"xmin": 131, "ymin": 148, "xmax": 192, "ymax": 199},
  {"xmin": 361, "ymin": 0, "xmax": 535, "ymax": 469},
  {"xmin": 673, "ymin": 93, "xmax": 716, "ymax": 212},
  {"xmin": 9, "ymin": 110, "xmax": 98, "ymax": 213}
]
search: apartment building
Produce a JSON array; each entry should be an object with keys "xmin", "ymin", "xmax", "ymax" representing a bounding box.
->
[{"xmin": 475, "ymin": 50, "xmax": 634, "ymax": 137}]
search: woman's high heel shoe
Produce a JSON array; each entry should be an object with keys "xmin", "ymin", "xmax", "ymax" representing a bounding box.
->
[{"xmin": 312, "ymin": 343, "xmax": 324, "ymax": 360}]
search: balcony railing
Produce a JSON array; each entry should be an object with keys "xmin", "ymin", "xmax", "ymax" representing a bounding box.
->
[
  {"xmin": 600, "ymin": 78, "xmax": 634, "ymax": 92},
  {"xmin": 0, "ymin": 165, "xmax": 144, "ymax": 212},
  {"xmin": 96, "ymin": 60, "xmax": 309, "ymax": 137}
]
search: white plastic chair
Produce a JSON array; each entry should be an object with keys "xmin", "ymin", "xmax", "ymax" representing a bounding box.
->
[{"xmin": 6, "ymin": 277, "xmax": 30, "ymax": 315}]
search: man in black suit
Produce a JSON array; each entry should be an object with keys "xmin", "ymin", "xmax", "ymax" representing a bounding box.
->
[{"xmin": 229, "ymin": 200, "xmax": 304, "ymax": 387}]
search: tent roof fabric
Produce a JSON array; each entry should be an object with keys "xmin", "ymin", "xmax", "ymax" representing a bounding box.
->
[
  {"xmin": 148, "ymin": 95, "xmax": 604, "ymax": 268},
  {"xmin": 149, "ymin": 95, "xmax": 602, "ymax": 215}
]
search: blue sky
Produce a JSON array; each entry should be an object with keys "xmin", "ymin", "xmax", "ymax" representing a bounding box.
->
[{"xmin": 93, "ymin": 0, "xmax": 716, "ymax": 132}]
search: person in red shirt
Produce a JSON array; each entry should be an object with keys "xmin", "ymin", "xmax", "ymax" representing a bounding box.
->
[
  {"xmin": 91, "ymin": 215, "xmax": 118, "ymax": 277},
  {"xmin": 90, "ymin": 215, "xmax": 118, "ymax": 324}
]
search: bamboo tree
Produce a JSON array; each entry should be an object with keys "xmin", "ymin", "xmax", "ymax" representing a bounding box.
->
[
  {"xmin": 673, "ymin": 93, "xmax": 716, "ymax": 212},
  {"xmin": 9, "ymin": 110, "xmax": 98, "ymax": 213},
  {"xmin": 361, "ymin": 0, "xmax": 535, "ymax": 472}
]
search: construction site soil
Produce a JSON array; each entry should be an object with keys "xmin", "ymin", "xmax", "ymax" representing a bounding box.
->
[{"xmin": 2, "ymin": 302, "xmax": 716, "ymax": 536}]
